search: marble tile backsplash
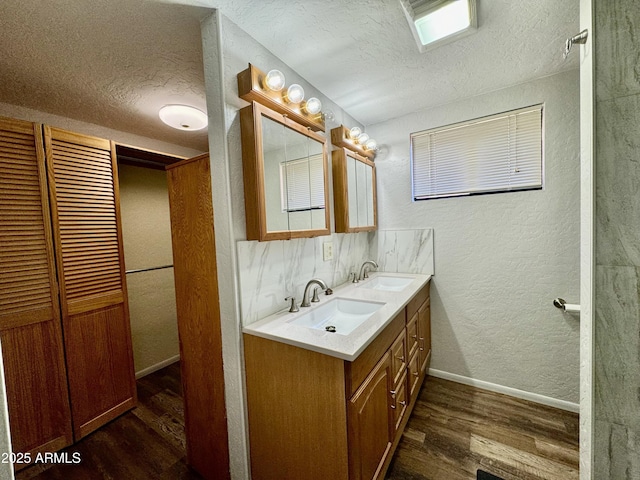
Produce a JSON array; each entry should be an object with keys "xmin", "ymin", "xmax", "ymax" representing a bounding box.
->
[
  {"xmin": 237, "ymin": 228, "xmax": 434, "ymax": 325},
  {"xmin": 373, "ymin": 229, "xmax": 434, "ymax": 275}
]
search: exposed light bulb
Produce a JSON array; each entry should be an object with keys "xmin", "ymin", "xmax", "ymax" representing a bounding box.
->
[
  {"xmin": 285, "ymin": 84, "xmax": 305, "ymax": 104},
  {"xmin": 158, "ymin": 105, "xmax": 208, "ymax": 131},
  {"xmin": 264, "ymin": 69, "xmax": 286, "ymax": 92},
  {"xmin": 304, "ymin": 97, "xmax": 322, "ymax": 115},
  {"xmin": 349, "ymin": 127, "xmax": 362, "ymax": 139},
  {"xmin": 365, "ymin": 139, "xmax": 378, "ymax": 151},
  {"xmin": 356, "ymin": 132, "xmax": 370, "ymax": 145}
]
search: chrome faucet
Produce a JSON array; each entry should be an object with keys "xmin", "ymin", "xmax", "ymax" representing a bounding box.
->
[
  {"xmin": 359, "ymin": 260, "xmax": 379, "ymax": 281},
  {"xmin": 301, "ymin": 278, "xmax": 333, "ymax": 307}
]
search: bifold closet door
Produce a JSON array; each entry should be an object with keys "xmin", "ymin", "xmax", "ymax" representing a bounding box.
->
[
  {"xmin": 44, "ymin": 126, "xmax": 136, "ymax": 439},
  {"xmin": 0, "ymin": 117, "xmax": 73, "ymax": 458}
]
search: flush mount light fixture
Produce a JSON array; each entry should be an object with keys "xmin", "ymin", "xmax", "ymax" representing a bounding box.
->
[
  {"xmin": 400, "ymin": 0, "xmax": 477, "ymax": 52},
  {"xmin": 158, "ymin": 105, "xmax": 208, "ymax": 131}
]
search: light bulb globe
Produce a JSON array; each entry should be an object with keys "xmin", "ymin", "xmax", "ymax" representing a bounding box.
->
[
  {"xmin": 349, "ymin": 127, "xmax": 362, "ymax": 139},
  {"xmin": 286, "ymin": 84, "xmax": 305, "ymax": 104},
  {"xmin": 304, "ymin": 97, "xmax": 322, "ymax": 115},
  {"xmin": 357, "ymin": 132, "xmax": 370, "ymax": 145},
  {"xmin": 264, "ymin": 70, "xmax": 286, "ymax": 92}
]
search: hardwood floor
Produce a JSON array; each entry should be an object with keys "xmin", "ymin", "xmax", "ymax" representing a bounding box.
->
[
  {"xmin": 16, "ymin": 362, "xmax": 201, "ymax": 480},
  {"xmin": 386, "ymin": 376, "xmax": 579, "ymax": 480},
  {"xmin": 15, "ymin": 364, "xmax": 578, "ymax": 480}
]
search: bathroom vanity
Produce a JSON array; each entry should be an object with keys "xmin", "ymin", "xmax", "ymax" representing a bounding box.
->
[{"xmin": 243, "ymin": 273, "xmax": 431, "ymax": 480}]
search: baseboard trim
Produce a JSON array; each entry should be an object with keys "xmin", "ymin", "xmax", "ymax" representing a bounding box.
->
[
  {"xmin": 135, "ymin": 355, "xmax": 180, "ymax": 379},
  {"xmin": 428, "ymin": 368, "xmax": 580, "ymax": 413}
]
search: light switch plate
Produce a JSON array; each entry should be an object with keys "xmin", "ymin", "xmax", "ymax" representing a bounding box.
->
[{"xmin": 323, "ymin": 242, "xmax": 334, "ymax": 261}]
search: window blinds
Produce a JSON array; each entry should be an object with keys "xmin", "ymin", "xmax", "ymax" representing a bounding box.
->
[
  {"xmin": 411, "ymin": 105, "xmax": 543, "ymax": 200},
  {"xmin": 280, "ymin": 154, "xmax": 325, "ymax": 211}
]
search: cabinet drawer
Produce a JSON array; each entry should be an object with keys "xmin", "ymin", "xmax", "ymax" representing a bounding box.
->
[
  {"xmin": 390, "ymin": 330, "xmax": 406, "ymax": 386},
  {"xmin": 408, "ymin": 348, "xmax": 420, "ymax": 401},
  {"xmin": 406, "ymin": 281, "xmax": 430, "ymax": 321},
  {"xmin": 391, "ymin": 372, "xmax": 408, "ymax": 432}
]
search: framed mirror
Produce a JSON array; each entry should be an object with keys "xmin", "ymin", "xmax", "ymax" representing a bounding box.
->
[
  {"xmin": 240, "ymin": 101, "xmax": 330, "ymax": 241},
  {"xmin": 332, "ymin": 147, "xmax": 377, "ymax": 232}
]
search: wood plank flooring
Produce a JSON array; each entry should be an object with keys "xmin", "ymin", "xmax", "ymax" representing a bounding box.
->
[
  {"xmin": 15, "ymin": 364, "xmax": 579, "ymax": 480},
  {"xmin": 16, "ymin": 362, "xmax": 201, "ymax": 480},
  {"xmin": 385, "ymin": 376, "xmax": 579, "ymax": 480}
]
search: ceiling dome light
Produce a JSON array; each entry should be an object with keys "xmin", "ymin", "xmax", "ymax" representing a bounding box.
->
[
  {"xmin": 304, "ymin": 97, "xmax": 322, "ymax": 115},
  {"xmin": 365, "ymin": 139, "xmax": 378, "ymax": 151},
  {"xmin": 356, "ymin": 132, "xmax": 370, "ymax": 145},
  {"xmin": 285, "ymin": 84, "xmax": 305, "ymax": 104},
  {"xmin": 264, "ymin": 69, "xmax": 286, "ymax": 92},
  {"xmin": 159, "ymin": 105, "xmax": 208, "ymax": 131},
  {"xmin": 349, "ymin": 127, "xmax": 362, "ymax": 139}
]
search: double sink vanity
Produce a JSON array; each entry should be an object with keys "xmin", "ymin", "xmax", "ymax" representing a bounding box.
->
[{"xmin": 243, "ymin": 271, "xmax": 432, "ymax": 480}]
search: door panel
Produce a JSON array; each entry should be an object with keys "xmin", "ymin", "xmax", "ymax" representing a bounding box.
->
[
  {"xmin": 44, "ymin": 126, "xmax": 136, "ymax": 439},
  {"xmin": 0, "ymin": 117, "xmax": 72, "ymax": 459}
]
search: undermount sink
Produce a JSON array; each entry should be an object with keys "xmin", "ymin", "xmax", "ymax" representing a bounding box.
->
[
  {"xmin": 288, "ymin": 298, "xmax": 385, "ymax": 335},
  {"xmin": 359, "ymin": 275, "xmax": 414, "ymax": 292}
]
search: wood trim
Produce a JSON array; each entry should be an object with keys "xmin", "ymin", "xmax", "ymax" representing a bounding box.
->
[
  {"xmin": 115, "ymin": 143, "xmax": 186, "ymax": 169},
  {"xmin": 165, "ymin": 152, "xmax": 209, "ymax": 170},
  {"xmin": 407, "ymin": 281, "xmax": 430, "ymax": 321},
  {"xmin": 330, "ymin": 125, "xmax": 375, "ymax": 159},
  {"xmin": 237, "ymin": 63, "xmax": 325, "ymax": 132},
  {"xmin": 13, "ymin": 434, "xmax": 73, "ymax": 472},
  {"xmin": 77, "ymin": 397, "xmax": 136, "ymax": 439},
  {"xmin": 0, "ymin": 307, "xmax": 53, "ymax": 331},
  {"xmin": 67, "ymin": 291, "xmax": 124, "ymax": 315},
  {"xmin": 47, "ymin": 127, "xmax": 111, "ymax": 151},
  {"xmin": 346, "ymin": 310, "xmax": 405, "ymax": 397}
]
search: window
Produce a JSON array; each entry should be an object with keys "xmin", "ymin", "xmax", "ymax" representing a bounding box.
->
[
  {"xmin": 280, "ymin": 154, "xmax": 325, "ymax": 212},
  {"xmin": 411, "ymin": 105, "xmax": 543, "ymax": 200}
]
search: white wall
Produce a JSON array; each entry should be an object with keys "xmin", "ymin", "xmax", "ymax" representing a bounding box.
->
[{"xmin": 367, "ymin": 70, "xmax": 581, "ymax": 405}]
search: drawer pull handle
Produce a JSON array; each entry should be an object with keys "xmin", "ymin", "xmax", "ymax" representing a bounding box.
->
[
  {"xmin": 390, "ymin": 389, "xmax": 397, "ymax": 395},
  {"xmin": 412, "ymin": 372, "xmax": 419, "ymax": 377},
  {"xmin": 411, "ymin": 335, "xmax": 418, "ymax": 339},
  {"xmin": 396, "ymin": 355, "xmax": 405, "ymax": 362},
  {"xmin": 399, "ymin": 400, "xmax": 406, "ymax": 406},
  {"xmin": 390, "ymin": 404, "xmax": 396, "ymax": 409}
]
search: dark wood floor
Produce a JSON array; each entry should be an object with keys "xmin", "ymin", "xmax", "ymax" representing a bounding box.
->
[
  {"xmin": 386, "ymin": 377, "xmax": 579, "ymax": 480},
  {"xmin": 16, "ymin": 364, "xmax": 579, "ymax": 480},
  {"xmin": 16, "ymin": 362, "xmax": 201, "ymax": 480}
]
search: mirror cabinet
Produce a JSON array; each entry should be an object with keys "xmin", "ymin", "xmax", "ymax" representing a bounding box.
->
[
  {"xmin": 332, "ymin": 147, "xmax": 377, "ymax": 232},
  {"xmin": 240, "ymin": 101, "xmax": 330, "ymax": 241}
]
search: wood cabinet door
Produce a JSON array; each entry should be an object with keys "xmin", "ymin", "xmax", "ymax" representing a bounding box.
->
[
  {"xmin": 418, "ymin": 299, "xmax": 431, "ymax": 373},
  {"xmin": 0, "ymin": 118, "xmax": 73, "ymax": 460},
  {"xmin": 166, "ymin": 154, "xmax": 230, "ymax": 480},
  {"xmin": 348, "ymin": 352, "xmax": 393, "ymax": 480},
  {"xmin": 44, "ymin": 126, "xmax": 136, "ymax": 439}
]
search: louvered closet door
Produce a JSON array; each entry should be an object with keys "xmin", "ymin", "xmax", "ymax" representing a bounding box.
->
[
  {"xmin": 44, "ymin": 126, "xmax": 136, "ymax": 439},
  {"xmin": 0, "ymin": 117, "xmax": 73, "ymax": 459}
]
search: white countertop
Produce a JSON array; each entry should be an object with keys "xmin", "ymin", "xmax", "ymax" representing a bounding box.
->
[{"xmin": 242, "ymin": 272, "xmax": 432, "ymax": 361}]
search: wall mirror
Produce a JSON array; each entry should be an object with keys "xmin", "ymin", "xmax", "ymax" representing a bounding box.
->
[
  {"xmin": 240, "ymin": 101, "xmax": 330, "ymax": 241},
  {"xmin": 332, "ymin": 147, "xmax": 377, "ymax": 232}
]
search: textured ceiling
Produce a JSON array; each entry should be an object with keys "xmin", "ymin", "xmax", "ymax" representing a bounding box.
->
[{"xmin": 0, "ymin": 0, "xmax": 579, "ymax": 151}]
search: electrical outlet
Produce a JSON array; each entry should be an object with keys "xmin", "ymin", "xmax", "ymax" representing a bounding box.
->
[{"xmin": 323, "ymin": 242, "xmax": 334, "ymax": 261}]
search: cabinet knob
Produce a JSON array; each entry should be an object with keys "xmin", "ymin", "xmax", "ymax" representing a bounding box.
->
[
  {"xmin": 390, "ymin": 404, "xmax": 396, "ymax": 410},
  {"xmin": 411, "ymin": 334, "xmax": 418, "ymax": 339}
]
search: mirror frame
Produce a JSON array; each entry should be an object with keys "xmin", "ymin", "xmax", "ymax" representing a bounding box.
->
[
  {"xmin": 332, "ymin": 147, "xmax": 377, "ymax": 233},
  {"xmin": 240, "ymin": 101, "xmax": 331, "ymax": 241}
]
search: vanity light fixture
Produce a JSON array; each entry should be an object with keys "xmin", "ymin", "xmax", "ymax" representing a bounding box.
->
[
  {"xmin": 400, "ymin": 0, "xmax": 477, "ymax": 52},
  {"xmin": 303, "ymin": 97, "xmax": 322, "ymax": 115},
  {"xmin": 331, "ymin": 125, "xmax": 377, "ymax": 159},
  {"xmin": 349, "ymin": 127, "xmax": 362, "ymax": 139},
  {"xmin": 365, "ymin": 139, "xmax": 378, "ymax": 151},
  {"xmin": 158, "ymin": 104, "xmax": 208, "ymax": 131},
  {"xmin": 264, "ymin": 69, "xmax": 286, "ymax": 92},
  {"xmin": 237, "ymin": 63, "xmax": 325, "ymax": 131},
  {"xmin": 285, "ymin": 84, "xmax": 305, "ymax": 104}
]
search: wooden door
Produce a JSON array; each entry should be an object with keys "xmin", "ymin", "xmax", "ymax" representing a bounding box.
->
[
  {"xmin": 348, "ymin": 352, "xmax": 393, "ymax": 480},
  {"xmin": 0, "ymin": 118, "xmax": 73, "ymax": 461},
  {"xmin": 44, "ymin": 126, "xmax": 136, "ymax": 439},
  {"xmin": 166, "ymin": 154, "xmax": 230, "ymax": 480}
]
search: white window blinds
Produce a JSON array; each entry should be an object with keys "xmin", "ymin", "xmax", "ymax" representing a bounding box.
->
[
  {"xmin": 280, "ymin": 154, "xmax": 325, "ymax": 212},
  {"xmin": 411, "ymin": 105, "xmax": 543, "ymax": 200}
]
